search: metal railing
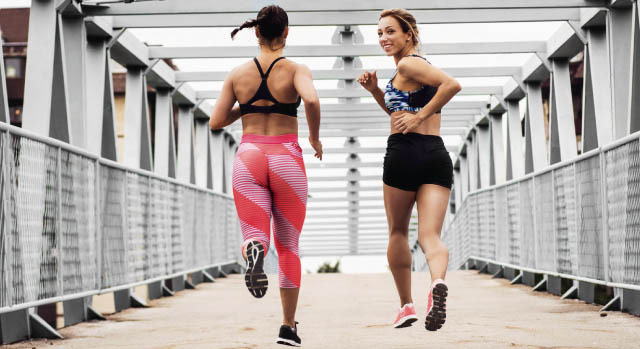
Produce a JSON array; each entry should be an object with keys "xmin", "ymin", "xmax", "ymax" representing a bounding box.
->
[
  {"xmin": 0, "ymin": 122, "xmax": 242, "ymax": 313},
  {"xmin": 413, "ymin": 131, "xmax": 640, "ymax": 292}
]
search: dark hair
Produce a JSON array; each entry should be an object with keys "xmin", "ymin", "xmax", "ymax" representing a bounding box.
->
[{"xmin": 231, "ymin": 5, "xmax": 289, "ymax": 48}]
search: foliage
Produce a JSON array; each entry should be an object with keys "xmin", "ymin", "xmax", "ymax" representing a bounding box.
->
[{"xmin": 317, "ymin": 259, "xmax": 341, "ymax": 273}]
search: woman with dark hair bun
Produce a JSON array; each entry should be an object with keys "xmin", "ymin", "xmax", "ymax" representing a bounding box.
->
[{"xmin": 210, "ymin": 5, "xmax": 322, "ymax": 347}]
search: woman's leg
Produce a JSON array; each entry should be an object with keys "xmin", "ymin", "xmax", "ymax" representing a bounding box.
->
[
  {"xmin": 232, "ymin": 143, "xmax": 272, "ymax": 298},
  {"xmin": 233, "ymin": 143, "xmax": 272, "ymax": 255},
  {"xmin": 268, "ymin": 142, "xmax": 307, "ymax": 328},
  {"xmin": 384, "ymin": 183, "xmax": 417, "ymax": 307},
  {"xmin": 415, "ymin": 184, "xmax": 450, "ymax": 282}
]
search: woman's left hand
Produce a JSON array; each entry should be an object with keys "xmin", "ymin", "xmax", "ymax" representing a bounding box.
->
[{"xmin": 392, "ymin": 113, "xmax": 423, "ymax": 134}]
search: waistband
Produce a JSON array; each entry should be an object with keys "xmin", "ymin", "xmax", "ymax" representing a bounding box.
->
[
  {"xmin": 389, "ymin": 132, "xmax": 443, "ymax": 141},
  {"xmin": 241, "ymin": 133, "xmax": 298, "ymax": 144}
]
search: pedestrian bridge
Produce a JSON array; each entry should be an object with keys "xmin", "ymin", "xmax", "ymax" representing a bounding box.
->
[{"xmin": 1, "ymin": 0, "xmax": 640, "ymax": 346}]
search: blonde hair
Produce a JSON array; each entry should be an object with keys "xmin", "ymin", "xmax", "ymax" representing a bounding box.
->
[{"xmin": 380, "ymin": 8, "xmax": 421, "ymax": 52}]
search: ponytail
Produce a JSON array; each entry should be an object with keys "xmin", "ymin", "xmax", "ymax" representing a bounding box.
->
[{"xmin": 231, "ymin": 18, "xmax": 259, "ymax": 39}]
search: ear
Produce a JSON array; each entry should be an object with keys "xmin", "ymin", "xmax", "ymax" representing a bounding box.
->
[
  {"xmin": 283, "ymin": 26, "xmax": 289, "ymax": 39},
  {"xmin": 254, "ymin": 26, "xmax": 260, "ymax": 39}
]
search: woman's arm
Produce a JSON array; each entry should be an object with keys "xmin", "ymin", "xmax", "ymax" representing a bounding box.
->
[
  {"xmin": 209, "ymin": 70, "xmax": 240, "ymax": 130},
  {"xmin": 393, "ymin": 57, "xmax": 461, "ymax": 134},
  {"xmin": 294, "ymin": 64, "xmax": 323, "ymax": 160},
  {"xmin": 357, "ymin": 70, "xmax": 390, "ymax": 115},
  {"xmin": 399, "ymin": 57, "xmax": 461, "ymax": 121}
]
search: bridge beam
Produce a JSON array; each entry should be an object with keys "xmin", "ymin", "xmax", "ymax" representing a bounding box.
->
[
  {"xmin": 176, "ymin": 66, "xmax": 523, "ymax": 82},
  {"xmin": 81, "ymin": 0, "xmax": 606, "ymax": 16},
  {"xmin": 149, "ymin": 42, "xmax": 548, "ymax": 59},
  {"xmin": 108, "ymin": 9, "xmax": 584, "ymax": 28}
]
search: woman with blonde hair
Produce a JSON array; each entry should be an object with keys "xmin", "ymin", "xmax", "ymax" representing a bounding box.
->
[
  {"xmin": 210, "ymin": 5, "xmax": 322, "ymax": 346},
  {"xmin": 357, "ymin": 8, "xmax": 461, "ymax": 331}
]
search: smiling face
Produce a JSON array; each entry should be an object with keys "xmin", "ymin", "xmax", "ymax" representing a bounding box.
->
[{"xmin": 378, "ymin": 16, "xmax": 412, "ymax": 56}]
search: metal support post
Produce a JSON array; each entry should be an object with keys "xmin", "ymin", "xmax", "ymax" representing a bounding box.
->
[
  {"xmin": 505, "ymin": 100, "xmax": 524, "ymax": 179},
  {"xmin": 548, "ymin": 59, "xmax": 578, "ymax": 164},
  {"xmin": 209, "ymin": 130, "xmax": 225, "ymax": 193},
  {"xmin": 489, "ymin": 113, "xmax": 506, "ymax": 185},
  {"xmin": 630, "ymin": 2, "xmax": 640, "ymax": 133},
  {"xmin": 195, "ymin": 120, "xmax": 213, "ymax": 189},
  {"xmin": 459, "ymin": 153, "xmax": 469, "ymax": 200},
  {"xmin": 123, "ymin": 67, "xmax": 153, "ymax": 170},
  {"xmin": 147, "ymin": 281, "xmax": 163, "ymax": 300},
  {"xmin": 467, "ymin": 133, "xmax": 479, "ymax": 191},
  {"xmin": 22, "ymin": 0, "xmax": 71, "ymax": 142},
  {"xmin": 476, "ymin": 124, "xmax": 491, "ymax": 188},
  {"xmin": 153, "ymin": 88, "xmax": 177, "ymax": 178},
  {"xmin": 0, "ymin": 32, "xmax": 9, "ymax": 123},
  {"xmin": 86, "ymin": 37, "xmax": 118, "ymax": 161},
  {"xmin": 177, "ymin": 105, "xmax": 196, "ymax": 184},
  {"xmin": 582, "ymin": 27, "xmax": 613, "ymax": 151},
  {"xmin": 608, "ymin": 6, "xmax": 634, "ymax": 139},
  {"xmin": 621, "ymin": 288, "xmax": 640, "ymax": 316},
  {"xmin": 523, "ymin": 82, "xmax": 548, "ymax": 173},
  {"xmin": 578, "ymin": 281, "xmax": 596, "ymax": 304}
]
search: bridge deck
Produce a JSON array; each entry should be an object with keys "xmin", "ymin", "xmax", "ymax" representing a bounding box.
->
[{"xmin": 8, "ymin": 271, "xmax": 640, "ymax": 348}]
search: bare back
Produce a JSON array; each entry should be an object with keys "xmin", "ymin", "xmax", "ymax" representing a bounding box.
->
[{"xmin": 233, "ymin": 57, "xmax": 300, "ymax": 136}]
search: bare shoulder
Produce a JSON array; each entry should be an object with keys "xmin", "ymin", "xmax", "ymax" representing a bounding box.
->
[
  {"xmin": 292, "ymin": 61, "xmax": 312, "ymax": 76},
  {"xmin": 397, "ymin": 55, "xmax": 431, "ymax": 76}
]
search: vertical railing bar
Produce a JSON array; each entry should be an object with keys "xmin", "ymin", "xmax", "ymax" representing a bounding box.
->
[
  {"xmin": 146, "ymin": 173, "xmax": 152, "ymax": 279},
  {"xmin": 122, "ymin": 170, "xmax": 129, "ymax": 285},
  {"xmin": 551, "ymin": 168, "xmax": 558, "ymax": 273},
  {"xmin": 574, "ymin": 158, "xmax": 581, "ymax": 278},
  {"xmin": 599, "ymin": 148, "xmax": 610, "ymax": 283},
  {"xmin": 95, "ymin": 159, "xmax": 102, "ymax": 291},
  {"xmin": 3, "ymin": 131, "xmax": 13, "ymax": 306},
  {"xmin": 56, "ymin": 146, "xmax": 63, "ymax": 297},
  {"xmin": 532, "ymin": 176, "xmax": 538, "ymax": 270}
]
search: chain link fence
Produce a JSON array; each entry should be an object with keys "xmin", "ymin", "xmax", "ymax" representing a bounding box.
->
[
  {"xmin": 0, "ymin": 124, "xmax": 242, "ymax": 312},
  {"xmin": 413, "ymin": 134, "xmax": 640, "ymax": 291}
]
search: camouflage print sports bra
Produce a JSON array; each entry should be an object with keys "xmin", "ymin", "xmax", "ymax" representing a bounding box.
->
[{"xmin": 384, "ymin": 54, "xmax": 441, "ymax": 114}]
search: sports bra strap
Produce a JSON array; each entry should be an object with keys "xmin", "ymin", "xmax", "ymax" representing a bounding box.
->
[
  {"xmin": 264, "ymin": 57, "xmax": 286, "ymax": 77},
  {"xmin": 253, "ymin": 57, "xmax": 287, "ymax": 79},
  {"xmin": 253, "ymin": 57, "xmax": 266, "ymax": 78}
]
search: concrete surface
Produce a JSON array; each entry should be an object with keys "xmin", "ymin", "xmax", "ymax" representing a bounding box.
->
[{"xmin": 5, "ymin": 271, "xmax": 640, "ymax": 348}]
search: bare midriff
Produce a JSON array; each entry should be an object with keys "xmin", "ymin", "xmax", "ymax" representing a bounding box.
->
[
  {"xmin": 389, "ymin": 110, "xmax": 442, "ymax": 136},
  {"xmin": 241, "ymin": 113, "xmax": 299, "ymax": 136}
]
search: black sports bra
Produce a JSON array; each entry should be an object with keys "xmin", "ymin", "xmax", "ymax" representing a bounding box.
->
[{"xmin": 239, "ymin": 57, "xmax": 301, "ymax": 117}]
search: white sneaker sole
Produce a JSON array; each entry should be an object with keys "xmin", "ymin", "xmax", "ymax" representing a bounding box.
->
[{"xmin": 276, "ymin": 337, "xmax": 301, "ymax": 347}]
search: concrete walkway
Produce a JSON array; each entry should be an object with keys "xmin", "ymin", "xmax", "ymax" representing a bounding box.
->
[{"xmin": 6, "ymin": 271, "xmax": 640, "ymax": 348}]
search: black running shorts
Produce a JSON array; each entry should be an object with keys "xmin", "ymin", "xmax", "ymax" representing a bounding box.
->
[{"xmin": 383, "ymin": 133, "xmax": 453, "ymax": 191}]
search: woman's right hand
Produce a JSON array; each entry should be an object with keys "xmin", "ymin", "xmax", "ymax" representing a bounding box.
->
[
  {"xmin": 357, "ymin": 70, "xmax": 378, "ymax": 92},
  {"xmin": 309, "ymin": 137, "xmax": 323, "ymax": 160}
]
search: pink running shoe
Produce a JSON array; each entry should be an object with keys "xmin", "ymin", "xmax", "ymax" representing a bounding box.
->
[
  {"xmin": 393, "ymin": 303, "xmax": 418, "ymax": 328},
  {"xmin": 425, "ymin": 279, "xmax": 448, "ymax": 331}
]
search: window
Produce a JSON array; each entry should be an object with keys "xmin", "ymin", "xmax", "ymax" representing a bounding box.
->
[
  {"xmin": 9, "ymin": 106, "xmax": 22, "ymax": 126},
  {"xmin": 5, "ymin": 57, "xmax": 24, "ymax": 78}
]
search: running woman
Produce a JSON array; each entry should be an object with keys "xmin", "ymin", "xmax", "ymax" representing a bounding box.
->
[
  {"xmin": 209, "ymin": 5, "xmax": 322, "ymax": 346},
  {"xmin": 357, "ymin": 8, "xmax": 461, "ymax": 331}
]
